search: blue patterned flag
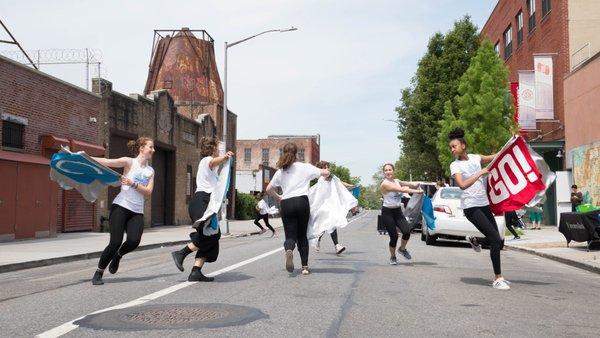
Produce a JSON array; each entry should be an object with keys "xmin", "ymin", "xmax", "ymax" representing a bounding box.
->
[{"xmin": 50, "ymin": 147, "xmax": 121, "ymax": 202}]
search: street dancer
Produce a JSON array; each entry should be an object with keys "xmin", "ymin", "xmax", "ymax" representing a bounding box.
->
[
  {"xmin": 447, "ymin": 128, "xmax": 509, "ymax": 290},
  {"xmin": 266, "ymin": 143, "xmax": 330, "ymax": 275},
  {"xmin": 379, "ymin": 163, "xmax": 423, "ymax": 265},
  {"xmin": 90, "ymin": 137, "xmax": 155, "ymax": 285},
  {"xmin": 254, "ymin": 192, "xmax": 276, "ymax": 236},
  {"xmin": 171, "ymin": 137, "xmax": 233, "ymax": 282},
  {"xmin": 311, "ymin": 161, "xmax": 357, "ymax": 255}
]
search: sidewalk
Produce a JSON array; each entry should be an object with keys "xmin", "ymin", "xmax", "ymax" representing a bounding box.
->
[
  {"xmin": 0, "ymin": 218, "xmax": 283, "ymax": 273},
  {"xmin": 504, "ymin": 226, "xmax": 600, "ymax": 274}
]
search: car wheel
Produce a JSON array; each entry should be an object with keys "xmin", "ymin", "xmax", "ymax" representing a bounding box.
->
[{"xmin": 425, "ymin": 231, "xmax": 437, "ymax": 246}]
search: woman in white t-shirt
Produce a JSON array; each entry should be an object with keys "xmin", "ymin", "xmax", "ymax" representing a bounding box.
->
[
  {"xmin": 266, "ymin": 143, "xmax": 330, "ymax": 275},
  {"xmin": 90, "ymin": 137, "xmax": 155, "ymax": 286},
  {"xmin": 380, "ymin": 163, "xmax": 423, "ymax": 265},
  {"xmin": 171, "ymin": 137, "xmax": 233, "ymax": 282},
  {"xmin": 254, "ymin": 192, "xmax": 275, "ymax": 236},
  {"xmin": 447, "ymin": 128, "xmax": 509, "ymax": 291}
]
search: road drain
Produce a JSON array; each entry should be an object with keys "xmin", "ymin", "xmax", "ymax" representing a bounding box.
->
[{"xmin": 74, "ymin": 303, "xmax": 267, "ymax": 331}]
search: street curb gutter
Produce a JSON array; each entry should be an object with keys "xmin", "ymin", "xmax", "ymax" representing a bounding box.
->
[
  {"xmin": 0, "ymin": 229, "xmax": 272, "ymax": 274},
  {"xmin": 505, "ymin": 244, "xmax": 600, "ymax": 275}
]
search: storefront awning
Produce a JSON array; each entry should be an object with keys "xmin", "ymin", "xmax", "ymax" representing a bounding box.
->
[{"xmin": 41, "ymin": 135, "xmax": 105, "ymax": 157}]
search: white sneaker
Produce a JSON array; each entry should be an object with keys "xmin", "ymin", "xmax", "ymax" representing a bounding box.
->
[
  {"xmin": 466, "ymin": 236, "xmax": 482, "ymax": 252},
  {"xmin": 493, "ymin": 279, "xmax": 510, "ymax": 290},
  {"xmin": 335, "ymin": 244, "xmax": 346, "ymax": 255}
]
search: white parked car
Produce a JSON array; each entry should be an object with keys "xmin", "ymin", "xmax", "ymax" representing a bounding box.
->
[{"xmin": 421, "ymin": 187, "xmax": 506, "ymax": 245}]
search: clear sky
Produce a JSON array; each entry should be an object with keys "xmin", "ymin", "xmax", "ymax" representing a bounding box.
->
[{"xmin": 1, "ymin": 0, "xmax": 497, "ymax": 185}]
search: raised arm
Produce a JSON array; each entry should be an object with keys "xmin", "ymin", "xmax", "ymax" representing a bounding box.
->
[
  {"xmin": 397, "ymin": 180, "xmax": 420, "ymax": 189},
  {"xmin": 453, "ymin": 168, "xmax": 488, "ymax": 190},
  {"xmin": 381, "ymin": 180, "xmax": 423, "ymax": 194},
  {"xmin": 209, "ymin": 151, "xmax": 234, "ymax": 169},
  {"xmin": 91, "ymin": 156, "xmax": 131, "ymax": 169},
  {"xmin": 480, "ymin": 153, "xmax": 497, "ymax": 165}
]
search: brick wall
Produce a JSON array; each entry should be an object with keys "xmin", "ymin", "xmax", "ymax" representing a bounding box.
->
[
  {"xmin": 481, "ymin": 0, "xmax": 569, "ymax": 141},
  {"xmin": 236, "ymin": 137, "xmax": 320, "ymax": 171}
]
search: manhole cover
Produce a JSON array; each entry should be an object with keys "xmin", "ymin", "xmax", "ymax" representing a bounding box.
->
[{"xmin": 74, "ymin": 303, "xmax": 267, "ymax": 331}]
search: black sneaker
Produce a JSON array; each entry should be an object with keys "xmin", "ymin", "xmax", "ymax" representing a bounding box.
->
[
  {"xmin": 108, "ymin": 254, "xmax": 122, "ymax": 274},
  {"xmin": 92, "ymin": 270, "xmax": 104, "ymax": 285},
  {"xmin": 171, "ymin": 251, "xmax": 185, "ymax": 272},
  {"xmin": 188, "ymin": 268, "xmax": 214, "ymax": 282},
  {"xmin": 285, "ymin": 249, "xmax": 294, "ymax": 272},
  {"xmin": 389, "ymin": 257, "xmax": 398, "ymax": 265},
  {"xmin": 398, "ymin": 248, "xmax": 412, "ymax": 260}
]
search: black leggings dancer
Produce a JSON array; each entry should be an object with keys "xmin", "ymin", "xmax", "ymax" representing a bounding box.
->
[
  {"xmin": 94, "ymin": 204, "xmax": 144, "ymax": 283},
  {"xmin": 321, "ymin": 229, "xmax": 339, "ymax": 245},
  {"xmin": 464, "ymin": 206, "xmax": 504, "ymax": 275},
  {"xmin": 281, "ymin": 196, "xmax": 310, "ymax": 269},
  {"xmin": 254, "ymin": 212, "xmax": 275, "ymax": 233},
  {"xmin": 381, "ymin": 206, "xmax": 411, "ymax": 248}
]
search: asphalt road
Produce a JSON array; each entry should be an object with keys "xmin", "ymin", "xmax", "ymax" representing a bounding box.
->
[{"xmin": 2, "ymin": 210, "xmax": 600, "ymax": 337}]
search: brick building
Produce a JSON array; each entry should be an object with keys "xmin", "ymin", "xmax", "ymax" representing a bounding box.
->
[
  {"xmin": 0, "ymin": 54, "xmax": 104, "ymax": 241},
  {"xmin": 481, "ymin": 0, "xmax": 600, "ymax": 222},
  {"xmin": 93, "ymin": 78, "xmax": 237, "ymax": 226},
  {"xmin": 235, "ymin": 135, "xmax": 320, "ymax": 194}
]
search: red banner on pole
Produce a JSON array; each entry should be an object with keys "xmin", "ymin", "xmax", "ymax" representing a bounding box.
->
[{"xmin": 487, "ymin": 136, "xmax": 546, "ymax": 214}]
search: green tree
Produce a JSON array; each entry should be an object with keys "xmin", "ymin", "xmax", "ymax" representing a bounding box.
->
[
  {"xmin": 437, "ymin": 39, "xmax": 517, "ymax": 174},
  {"xmin": 396, "ymin": 16, "xmax": 480, "ymax": 180}
]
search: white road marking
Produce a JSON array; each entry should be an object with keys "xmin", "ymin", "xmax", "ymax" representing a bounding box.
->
[{"xmin": 36, "ymin": 247, "xmax": 283, "ymax": 338}]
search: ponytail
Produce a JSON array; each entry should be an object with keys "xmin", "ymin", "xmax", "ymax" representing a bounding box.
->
[{"xmin": 277, "ymin": 143, "xmax": 297, "ymax": 170}]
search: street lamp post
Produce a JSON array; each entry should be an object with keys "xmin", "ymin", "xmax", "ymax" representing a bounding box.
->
[{"xmin": 222, "ymin": 27, "xmax": 297, "ymax": 234}]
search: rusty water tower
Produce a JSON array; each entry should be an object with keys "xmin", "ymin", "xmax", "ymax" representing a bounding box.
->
[{"xmin": 144, "ymin": 28, "xmax": 224, "ymax": 127}]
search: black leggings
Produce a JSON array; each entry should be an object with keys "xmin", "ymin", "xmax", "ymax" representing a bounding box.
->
[
  {"xmin": 98, "ymin": 204, "xmax": 144, "ymax": 269},
  {"xmin": 280, "ymin": 196, "xmax": 310, "ymax": 266},
  {"xmin": 189, "ymin": 191, "xmax": 220, "ymax": 262},
  {"xmin": 464, "ymin": 206, "xmax": 503, "ymax": 275},
  {"xmin": 254, "ymin": 212, "xmax": 275, "ymax": 232},
  {"xmin": 381, "ymin": 206, "xmax": 411, "ymax": 248},
  {"xmin": 319, "ymin": 229, "xmax": 339, "ymax": 245},
  {"xmin": 504, "ymin": 211, "xmax": 519, "ymax": 238}
]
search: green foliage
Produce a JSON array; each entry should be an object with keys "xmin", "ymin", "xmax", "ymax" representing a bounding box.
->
[
  {"xmin": 329, "ymin": 163, "xmax": 360, "ymax": 185},
  {"xmin": 437, "ymin": 39, "xmax": 516, "ymax": 174},
  {"xmin": 358, "ymin": 184, "xmax": 382, "ymax": 209},
  {"xmin": 396, "ymin": 16, "xmax": 480, "ymax": 180},
  {"xmin": 235, "ymin": 192, "xmax": 257, "ymax": 220}
]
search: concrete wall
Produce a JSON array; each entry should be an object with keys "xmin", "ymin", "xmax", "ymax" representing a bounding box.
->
[{"xmin": 568, "ymin": 0, "xmax": 600, "ymax": 69}]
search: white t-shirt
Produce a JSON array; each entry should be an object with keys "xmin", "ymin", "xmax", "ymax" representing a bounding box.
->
[
  {"xmin": 381, "ymin": 179, "xmax": 403, "ymax": 208},
  {"xmin": 450, "ymin": 154, "xmax": 489, "ymax": 209},
  {"xmin": 196, "ymin": 156, "xmax": 218, "ymax": 194},
  {"xmin": 257, "ymin": 200, "xmax": 269, "ymax": 215},
  {"xmin": 270, "ymin": 162, "xmax": 321, "ymax": 200},
  {"xmin": 113, "ymin": 159, "xmax": 154, "ymax": 214}
]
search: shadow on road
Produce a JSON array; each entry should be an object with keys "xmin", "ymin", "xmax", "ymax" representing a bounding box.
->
[
  {"xmin": 460, "ymin": 277, "xmax": 555, "ymax": 287},
  {"xmin": 397, "ymin": 261, "xmax": 439, "ymax": 267},
  {"xmin": 215, "ymin": 272, "xmax": 254, "ymax": 283},
  {"xmin": 99, "ymin": 273, "xmax": 177, "ymax": 284}
]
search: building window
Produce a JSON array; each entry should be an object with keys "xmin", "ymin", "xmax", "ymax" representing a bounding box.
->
[
  {"xmin": 516, "ymin": 11, "xmax": 524, "ymax": 46},
  {"xmin": 262, "ymin": 148, "xmax": 269, "ymax": 165},
  {"xmin": 2, "ymin": 121, "xmax": 24, "ymax": 149},
  {"xmin": 181, "ymin": 120, "xmax": 197, "ymax": 145},
  {"xmin": 542, "ymin": 0, "xmax": 551, "ymax": 17},
  {"xmin": 494, "ymin": 41, "xmax": 500, "ymax": 55},
  {"xmin": 186, "ymin": 165, "xmax": 193, "ymax": 203},
  {"xmin": 244, "ymin": 148, "xmax": 251, "ymax": 163},
  {"xmin": 504, "ymin": 25, "xmax": 513, "ymax": 59},
  {"xmin": 528, "ymin": 0, "xmax": 536, "ymax": 33},
  {"xmin": 298, "ymin": 148, "xmax": 305, "ymax": 162}
]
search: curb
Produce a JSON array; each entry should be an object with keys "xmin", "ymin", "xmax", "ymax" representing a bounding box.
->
[
  {"xmin": 505, "ymin": 244, "xmax": 600, "ymax": 275},
  {"xmin": 0, "ymin": 228, "xmax": 275, "ymax": 274}
]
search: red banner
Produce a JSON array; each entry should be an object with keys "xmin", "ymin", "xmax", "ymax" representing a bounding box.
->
[{"xmin": 487, "ymin": 136, "xmax": 546, "ymax": 214}]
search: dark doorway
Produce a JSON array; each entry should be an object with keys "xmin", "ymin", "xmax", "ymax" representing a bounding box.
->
[
  {"xmin": 108, "ymin": 135, "xmax": 130, "ymax": 206},
  {"xmin": 151, "ymin": 146, "xmax": 175, "ymax": 226}
]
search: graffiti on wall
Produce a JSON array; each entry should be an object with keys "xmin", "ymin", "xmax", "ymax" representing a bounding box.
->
[{"xmin": 572, "ymin": 141, "xmax": 600, "ymax": 205}]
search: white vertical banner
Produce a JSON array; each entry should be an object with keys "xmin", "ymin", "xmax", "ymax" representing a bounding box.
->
[
  {"xmin": 534, "ymin": 55, "xmax": 554, "ymax": 119},
  {"xmin": 518, "ymin": 70, "xmax": 536, "ymax": 130}
]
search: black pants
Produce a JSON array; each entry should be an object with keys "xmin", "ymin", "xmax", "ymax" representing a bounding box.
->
[
  {"xmin": 464, "ymin": 206, "xmax": 503, "ymax": 275},
  {"xmin": 280, "ymin": 196, "xmax": 310, "ymax": 266},
  {"xmin": 319, "ymin": 229, "xmax": 339, "ymax": 245},
  {"xmin": 98, "ymin": 204, "xmax": 144, "ymax": 269},
  {"xmin": 189, "ymin": 191, "xmax": 220, "ymax": 262},
  {"xmin": 504, "ymin": 211, "xmax": 519, "ymax": 238},
  {"xmin": 254, "ymin": 212, "xmax": 275, "ymax": 232},
  {"xmin": 381, "ymin": 206, "xmax": 411, "ymax": 248}
]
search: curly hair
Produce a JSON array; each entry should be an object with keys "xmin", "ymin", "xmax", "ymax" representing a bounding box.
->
[
  {"xmin": 448, "ymin": 127, "xmax": 467, "ymax": 145},
  {"xmin": 199, "ymin": 137, "xmax": 218, "ymax": 158}
]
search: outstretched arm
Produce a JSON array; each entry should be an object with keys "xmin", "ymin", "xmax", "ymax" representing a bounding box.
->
[
  {"xmin": 209, "ymin": 151, "xmax": 234, "ymax": 169},
  {"xmin": 381, "ymin": 180, "xmax": 423, "ymax": 194},
  {"xmin": 453, "ymin": 169, "xmax": 488, "ymax": 190},
  {"xmin": 397, "ymin": 180, "xmax": 420, "ymax": 189},
  {"xmin": 480, "ymin": 153, "xmax": 497, "ymax": 165},
  {"xmin": 91, "ymin": 156, "xmax": 131, "ymax": 169}
]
